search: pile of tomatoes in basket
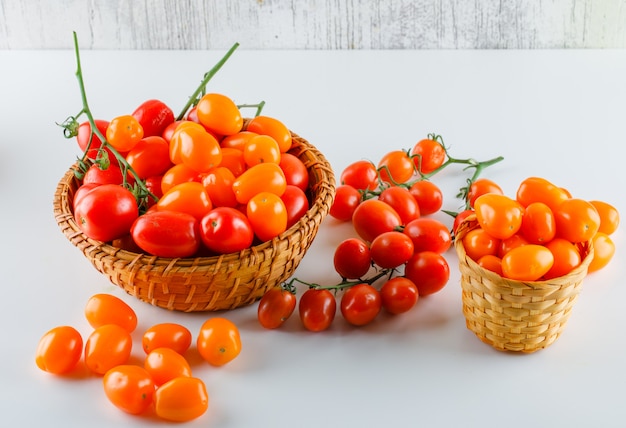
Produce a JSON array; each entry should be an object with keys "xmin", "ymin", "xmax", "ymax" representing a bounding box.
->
[
  {"xmin": 457, "ymin": 176, "xmax": 619, "ymax": 281},
  {"xmin": 73, "ymin": 95, "xmax": 310, "ymax": 258},
  {"xmin": 36, "ymin": 293, "xmax": 242, "ymax": 421}
]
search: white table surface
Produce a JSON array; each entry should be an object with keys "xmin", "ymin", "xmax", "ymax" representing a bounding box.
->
[{"xmin": 1, "ymin": 48, "xmax": 625, "ymax": 428}]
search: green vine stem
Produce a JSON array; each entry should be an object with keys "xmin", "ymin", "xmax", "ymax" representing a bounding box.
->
[{"xmin": 284, "ymin": 266, "xmax": 395, "ymax": 293}]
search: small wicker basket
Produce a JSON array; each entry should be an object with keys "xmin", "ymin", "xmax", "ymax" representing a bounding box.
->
[
  {"xmin": 454, "ymin": 216, "xmax": 593, "ymax": 353},
  {"xmin": 53, "ymin": 126, "xmax": 335, "ymax": 312}
]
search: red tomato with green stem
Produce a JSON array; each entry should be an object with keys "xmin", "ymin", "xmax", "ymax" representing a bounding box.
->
[
  {"xmin": 132, "ymin": 99, "xmax": 175, "ymax": 138},
  {"xmin": 103, "ymin": 365, "xmax": 155, "ymax": 415},
  {"xmin": 404, "ymin": 251, "xmax": 450, "ymax": 296},
  {"xmin": 35, "ymin": 326, "xmax": 83, "ymax": 375},
  {"xmin": 452, "ymin": 209, "xmax": 475, "ymax": 236},
  {"xmin": 369, "ymin": 231, "xmax": 414, "ymax": 268},
  {"xmin": 82, "ymin": 163, "xmax": 129, "ymax": 186},
  {"xmin": 257, "ymin": 287, "xmax": 297, "ymax": 329},
  {"xmin": 409, "ymin": 180, "xmax": 443, "ymax": 215},
  {"xmin": 411, "ymin": 136, "xmax": 446, "ymax": 174},
  {"xmin": 333, "ymin": 238, "xmax": 372, "ymax": 279},
  {"xmin": 200, "ymin": 207, "xmax": 254, "ymax": 254},
  {"xmin": 377, "ymin": 150, "xmax": 415, "ymax": 184},
  {"xmin": 125, "ymin": 136, "xmax": 172, "ymax": 179},
  {"xmin": 340, "ymin": 284, "xmax": 382, "ymax": 326},
  {"xmin": 329, "ymin": 185, "xmax": 362, "ymax": 222},
  {"xmin": 299, "ymin": 288, "xmax": 336, "ymax": 332},
  {"xmin": 131, "ymin": 210, "xmax": 200, "ymax": 258},
  {"xmin": 352, "ymin": 199, "xmax": 402, "ymax": 243},
  {"xmin": 402, "ymin": 217, "xmax": 452, "ymax": 254},
  {"xmin": 380, "ymin": 277, "xmax": 419, "ymax": 315},
  {"xmin": 378, "ymin": 186, "xmax": 420, "ymax": 225},
  {"xmin": 340, "ymin": 160, "xmax": 379, "ymax": 191}
]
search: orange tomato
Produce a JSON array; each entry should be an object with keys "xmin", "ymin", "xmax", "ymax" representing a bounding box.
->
[
  {"xmin": 497, "ymin": 234, "xmax": 529, "ymax": 258},
  {"xmin": 197, "ymin": 317, "xmax": 241, "ymax": 366},
  {"xmin": 554, "ymin": 198, "xmax": 600, "ymax": 243},
  {"xmin": 155, "ymin": 377, "xmax": 209, "ymax": 422},
  {"xmin": 246, "ymin": 115, "xmax": 292, "ymax": 153},
  {"xmin": 35, "ymin": 326, "xmax": 83, "ymax": 375},
  {"xmin": 476, "ymin": 254, "xmax": 503, "ymax": 275},
  {"xmin": 544, "ymin": 238, "xmax": 581, "ymax": 279},
  {"xmin": 171, "ymin": 125, "xmax": 222, "ymax": 173},
  {"xmin": 160, "ymin": 164, "xmax": 200, "ymax": 194},
  {"xmin": 474, "ymin": 193, "xmax": 524, "ymax": 240},
  {"xmin": 462, "ymin": 227, "xmax": 501, "ymax": 261},
  {"xmin": 232, "ymin": 162, "xmax": 287, "ymax": 204},
  {"xmin": 145, "ymin": 348, "xmax": 192, "ymax": 386},
  {"xmin": 142, "ymin": 323, "xmax": 193, "ymax": 355},
  {"xmin": 590, "ymin": 200, "xmax": 620, "ymax": 235},
  {"xmin": 467, "ymin": 178, "xmax": 503, "ymax": 208},
  {"xmin": 157, "ymin": 181, "xmax": 212, "ymax": 220},
  {"xmin": 202, "ymin": 167, "xmax": 238, "ymax": 208},
  {"xmin": 103, "ymin": 365, "xmax": 155, "ymax": 415},
  {"xmin": 501, "ymin": 244, "xmax": 554, "ymax": 281},
  {"xmin": 410, "ymin": 137, "xmax": 446, "ymax": 174},
  {"xmin": 221, "ymin": 130, "xmax": 258, "ymax": 151},
  {"xmin": 106, "ymin": 115, "xmax": 144, "ymax": 152},
  {"xmin": 516, "ymin": 176, "xmax": 569, "ymax": 211},
  {"xmin": 169, "ymin": 122, "xmax": 205, "ymax": 164},
  {"xmin": 84, "ymin": 324, "xmax": 133, "ymax": 375},
  {"xmin": 219, "ymin": 147, "xmax": 247, "ymax": 177},
  {"xmin": 247, "ymin": 192, "xmax": 288, "ymax": 241},
  {"xmin": 520, "ymin": 202, "xmax": 556, "ymax": 244},
  {"xmin": 588, "ymin": 232, "xmax": 615, "ymax": 273},
  {"xmin": 196, "ymin": 93, "xmax": 243, "ymax": 136},
  {"xmin": 84, "ymin": 293, "xmax": 138, "ymax": 333},
  {"xmin": 243, "ymin": 134, "xmax": 281, "ymax": 167},
  {"xmin": 377, "ymin": 150, "xmax": 415, "ymax": 184}
]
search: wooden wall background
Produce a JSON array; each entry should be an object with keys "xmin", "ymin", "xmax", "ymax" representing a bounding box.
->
[{"xmin": 1, "ymin": 0, "xmax": 625, "ymax": 50}]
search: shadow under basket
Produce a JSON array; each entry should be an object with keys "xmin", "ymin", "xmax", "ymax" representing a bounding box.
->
[
  {"xmin": 53, "ymin": 126, "xmax": 335, "ymax": 312},
  {"xmin": 454, "ymin": 217, "xmax": 593, "ymax": 353}
]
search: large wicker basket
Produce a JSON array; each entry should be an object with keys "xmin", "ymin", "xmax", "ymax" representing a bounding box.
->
[
  {"xmin": 53, "ymin": 126, "xmax": 335, "ymax": 312},
  {"xmin": 454, "ymin": 216, "xmax": 593, "ymax": 353}
]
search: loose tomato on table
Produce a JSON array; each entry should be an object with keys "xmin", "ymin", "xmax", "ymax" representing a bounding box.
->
[
  {"xmin": 131, "ymin": 210, "xmax": 200, "ymax": 258},
  {"xmin": 199, "ymin": 206, "xmax": 254, "ymax": 254},
  {"xmin": 329, "ymin": 184, "xmax": 362, "ymax": 222},
  {"xmin": 196, "ymin": 92, "xmax": 243, "ymax": 137},
  {"xmin": 340, "ymin": 160, "xmax": 378, "ymax": 191},
  {"xmin": 402, "ymin": 217, "xmax": 451, "ymax": 254},
  {"xmin": 410, "ymin": 136, "xmax": 446, "ymax": 174},
  {"xmin": 257, "ymin": 287, "xmax": 297, "ymax": 329},
  {"xmin": 246, "ymin": 115, "xmax": 292, "ymax": 153},
  {"xmin": 103, "ymin": 365, "xmax": 155, "ymax": 415},
  {"xmin": 144, "ymin": 347, "xmax": 192, "ymax": 387},
  {"xmin": 377, "ymin": 186, "xmax": 420, "ymax": 225},
  {"xmin": 35, "ymin": 326, "xmax": 83, "ymax": 375},
  {"xmin": 369, "ymin": 231, "xmax": 414, "ymax": 268},
  {"xmin": 404, "ymin": 251, "xmax": 450, "ymax": 296},
  {"xmin": 408, "ymin": 180, "xmax": 443, "ymax": 215},
  {"xmin": 196, "ymin": 318, "xmax": 241, "ymax": 366},
  {"xmin": 142, "ymin": 323, "xmax": 193, "ymax": 355},
  {"xmin": 84, "ymin": 293, "xmax": 137, "ymax": 333},
  {"xmin": 76, "ymin": 119, "xmax": 119, "ymax": 165},
  {"xmin": 340, "ymin": 284, "xmax": 382, "ymax": 326},
  {"xmin": 352, "ymin": 199, "xmax": 402, "ymax": 243},
  {"xmin": 299, "ymin": 288, "xmax": 337, "ymax": 332},
  {"xmin": 377, "ymin": 150, "xmax": 415, "ymax": 184},
  {"xmin": 379, "ymin": 277, "xmax": 419, "ymax": 315},
  {"xmin": 82, "ymin": 163, "xmax": 128, "ymax": 186},
  {"xmin": 333, "ymin": 238, "xmax": 371, "ymax": 279},
  {"xmin": 84, "ymin": 324, "xmax": 133, "ymax": 375},
  {"xmin": 155, "ymin": 377, "xmax": 209, "ymax": 422},
  {"xmin": 131, "ymin": 99, "xmax": 175, "ymax": 138}
]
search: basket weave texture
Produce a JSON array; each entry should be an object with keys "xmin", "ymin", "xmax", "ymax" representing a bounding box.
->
[
  {"xmin": 53, "ymin": 126, "xmax": 335, "ymax": 312},
  {"xmin": 454, "ymin": 216, "xmax": 593, "ymax": 353}
]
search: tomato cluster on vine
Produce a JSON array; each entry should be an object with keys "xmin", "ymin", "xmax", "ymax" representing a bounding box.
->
[{"xmin": 457, "ymin": 176, "xmax": 619, "ymax": 280}]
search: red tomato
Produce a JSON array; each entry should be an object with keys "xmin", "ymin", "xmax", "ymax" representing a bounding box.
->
[
  {"xmin": 103, "ymin": 365, "xmax": 155, "ymax": 415},
  {"xmin": 247, "ymin": 192, "xmax": 288, "ymax": 241},
  {"xmin": 369, "ymin": 231, "xmax": 415, "ymax": 268},
  {"xmin": 132, "ymin": 99, "xmax": 175, "ymax": 137},
  {"xmin": 544, "ymin": 238, "xmax": 581, "ymax": 279},
  {"xmin": 84, "ymin": 324, "xmax": 133, "ymax": 375},
  {"xmin": 520, "ymin": 202, "xmax": 556, "ymax": 244},
  {"xmin": 155, "ymin": 377, "xmax": 209, "ymax": 422},
  {"xmin": 408, "ymin": 180, "xmax": 443, "ymax": 215},
  {"xmin": 340, "ymin": 160, "xmax": 379, "ymax": 191},
  {"xmin": 162, "ymin": 120, "xmax": 188, "ymax": 143},
  {"xmin": 279, "ymin": 152, "xmax": 309, "ymax": 191},
  {"xmin": 340, "ymin": 284, "xmax": 382, "ymax": 326},
  {"xmin": 379, "ymin": 277, "xmax": 419, "ymax": 315},
  {"xmin": 402, "ymin": 217, "xmax": 451, "ymax": 254},
  {"xmin": 232, "ymin": 162, "xmax": 287, "ymax": 204},
  {"xmin": 197, "ymin": 318, "xmax": 241, "ymax": 366},
  {"xmin": 144, "ymin": 175, "xmax": 164, "ymax": 205},
  {"xmin": 299, "ymin": 289, "xmax": 337, "ymax": 332},
  {"xmin": 501, "ymin": 244, "xmax": 554, "ymax": 281},
  {"xmin": 196, "ymin": 93, "xmax": 243, "ymax": 136},
  {"xmin": 554, "ymin": 198, "xmax": 601, "ymax": 243},
  {"xmin": 35, "ymin": 326, "xmax": 83, "ymax": 375},
  {"xmin": 377, "ymin": 150, "xmax": 415, "ymax": 184},
  {"xmin": 142, "ymin": 323, "xmax": 193, "ymax": 355},
  {"xmin": 281, "ymin": 185, "xmax": 310, "ymax": 229},
  {"xmin": 466, "ymin": 178, "xmax": 503, "ymax": 208},
  {"xmin": 202, "ymin": 167, "xmax": 238, "ymax": 208},
  {"xmin": 200, "ymin": 207, "xmax": 254, "ymax": 254},
  {"xmin": 378, "ymin": 186, "xmax": 420, "ymax": 224},
  {"xmin": 76, "ymin": 119, "xmax": 118, "ymax": 165},
  {"xmin": 144, "ymin": 348, "xmax": 192, "ymax": 387},
  {"xmin": 131, "ymin": 210, "xmax": 200, "ymax": 258},
  {"xmin": 106, "ymin": 115, "xmax": 144, "ymax": 152},
  {"xmin": 246, "ymin": 115, "xmax": 292, "ymax": 153},
  {"xmin": 452, "ymin": 209, "xmax": 475, "ymax": 236},
  {"xmin": 257, "ymin": 287, "xmax": 297, "ymax": 329},
  {"xmin": 329, "ymin": 185, "xmax": 362, "ymax": 222},
  {"xmin": 474, "ymin": 193, "xmax": 524, "ymax": 240},
  {"xmin": 590, "ymin": 200, "xmax": 620, "ymax": 235},
  {"xmin": 73, "ymin": 183, "xmax": 99, "ymax": 212},
  {"xmin": 74, "ymin": 184, "xmax": 139, "ymax": 242},
  {"xmin": 352, "ymin": 199, "xmax": 402, "ymax": 243},
  {"xmin": 157, "ymin": 182, "xmax": 212, "ymax": 221},
  {"xmin": 125, "ymin": 136, "xmax": 172, "ymax": 179},
  {"xmin": 411, "ymin": 137, "xmax": 446, "ymax": 174},
  {"xmin": 82, "ymin": 164, "xmax": 127, "ymax": 186},
  {"xmin": 404, "ymin": 251, "xmax": 450, "ymax": 296},
  {"xmin": 84, "ymin": 293, "xmax": 138, "ymax": 333},
  {"xmin": 333, "ymin": 238, "xmax": 372, "ymax": 279}
]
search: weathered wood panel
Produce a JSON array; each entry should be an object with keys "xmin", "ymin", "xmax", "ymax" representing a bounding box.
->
[{"xmin": 1, "ymin": 0, "xmax": 624, "ymax": 49}]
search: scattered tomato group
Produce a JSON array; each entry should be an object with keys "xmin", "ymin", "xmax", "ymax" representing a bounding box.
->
[
  {"xmin": 35, "ymin": 293, "xmax": 242, "ymax": 422},
  {"xmin": 73, "ymin": 96, "xmax": 311, "ymax": 258}
]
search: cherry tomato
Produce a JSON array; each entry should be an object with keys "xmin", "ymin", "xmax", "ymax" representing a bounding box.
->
[
  {"xmin": 281, "ymin": 185, "xmax": 310, "ymax": 229},
  {"xmin": 543, "ymin": 238, "xmax": 581, "ymax": 279},
  {"xmin": 520, "ymin": 202, "xmax": 556, "ymax": 244},
  {"xmin": 84, "ymin": 293, "xmax": 137, "ymax": 333},
  {"xmin": 174, "ymin": 125, "xmax": 223, "ymax": 173},
  {"xmin": 257, "ymin": 287, "xmax": 297, "ymax": 329},
  {"xmin": 220, "ymin": 130, "xmax": 258, "ymax": 150},
  {"xmin": 402, "ymin": 217, "xmax": 451, "ymax": 254},
  {"xmin": 197, "ymin": 318, "xmax": 241, "ymax": 366},
  {"xmin": 497, "ymin": 234, "xmax": 529, "ymax": 258},
  {"xmin": 131, "ymin": 210, "xmax": 200, "ymax": 258},
  {"xmin": 452, "ymin": 209, "xmax": 475, "ymax": 236},
  {"xmin": 554, "ymin": 198, "xmax": 600, "ymax": 243},
  {"xmin": 125, "ymin": 135, "xmax": 172, "ymax": 179},
  {"xmin": 370, "ymin": 231, "xmax": 414, "ymax": 268},
  {"xmin": 379, "ymin": 277, "xmax": 419, "ymax": 315},
  {"xmin": 279, "ymin": 152, "xmax": 309, "ymax": 191},
  {"xmin": 501, "ymin": 244, "xmax": 554, "ymax": 281},
  {"xmin": 142, "ymin": 323, "xmax": 192, "ymax": 355},
  {"xmin": 168, "ymin": 122, "xmax": 206, "ymax": 164},
  {"xmin": 378, "ymin": 150, "xmax": 415, "ymax": 184},
  {"xmin": 196, "ymin": 93, "xmax": 243, "ymax": 136},
  {"xmin": 187, "ymin": 106, "xmax": 223, "ymax": 138},
  {"xmin": 103, "ymin": 365, "xmax": 155, "ymax": 415},
  {"xmin": 202, "ymin": 166, "xmax": 238, "ymax": 208},
  {"xmin": 84, "ymin": 324, "xmax": 133, "ymax": 375},
  {"xmin": 516, "ymin": 176, "xmax": 569, "ymax": 211},
  {"xmin": 333, "ymin": 238, "xmax": 372, "ymax": 279},
  {"xmin": 132, "ymin": 99, "xmax": 175, "ymax": 137},
  {"xmin": 340, "ymin": 284, "xmax": 382, "ymax": 326},
  {"xmin": 162, "ymin": 120, "xmax": 189, "ymax": 143},
  {"xmin": 158, "ymin": 181, "xmax": 212, "ymax": 221},
  {"xmin": 232, "ymin": 162, "xmax": 287, "ymax": 204},
  {"xmin": 329, "ymin": 185, "xmax": 361, "ymax": 222},
  {"xmin": 161, "ymin": 164, "xmax": 201, "ymax": 195},
  {"xmin": 246, "ymin": 115, "xmax": 292, "ymax": 152},
  {"xmin": 155, "ymin": 377, "xmax": 209, "ymax": 422},
  {"xmin": 404, "ymin": 251, "xmax": 450, "ymax": 296},
  {"xmin": 378, "ymin": 186, "xmax": 420, "ymax": 224},
  {"xmin": 340, "ymin": 160, "xmax": 378, "ymax": 191},
  {"xmin": 476, "ymin": 254, "xmax": 503, "ymax": 275},
  {"xmin": 219, "ymin": 147, "xmax": 247, "ymax": 177},
  {"xmin": 467, "ymin": 178, "xmax": 503, "ymax": 208},
  {"xmin": 299, "ymin": 288, "xmax": 337, "ymax": 332},
  {"xmin": 74, "ymin": 184, "xmax": 139, "ymax": 242},
  {"xmin": 411, "ymin": 137, "xmax": 446, "ymax": 174},
  {"xmin": 82, "ymin": 164, "xmax": 127, "ymax": 186},
  {"xmin": 461, "ymin": 227, "xmax": 500, "ymax": 261},
  {"xmin": 76, "ymin": 119, "xmax": 118, "ymax": 165},
  {"xmin": 247, "ymin": 192, "xmax": 288, "ymax": 241},
  {"xmin": 408, "ymin": 180, "xmax": 443, "ymax": 215},
  {"xmin": 200, "ymin": 206, "xmax": 254, "ymax": 254},
  {"xmin": 73, "ymin": 183, "xmax": 99, "ymax": 212},
  {"xmin": 590, "ymin": 200, "xmax": 620, "ymax": 235},
  {"xmin": 144, "ymin": 347, "xmax": 192, "ymax": 387},
  {"xmin": 144, "ymin": 175, "xmax": 164, "ymax": 205},
  {"xmin": 474, "ymin": 193, "xmax": 524, "ymax": 240},
  {"xmin": 588, "ymin": 232, "xmax": 615, "ymax": 273},
  {"xmin": 243, "ymin": 134, "xmax": 281, "ymax": 167},
  {"xmin": 106, "ymin": 115, "xmax": 144, "ymax": 152},
  {"xmin": 35, "ymin": 326, "xmax": 83, "ymax": 375},
  {"xmin": 352, "ymin": 199, "xmax": 402, "ymax": 243}
]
